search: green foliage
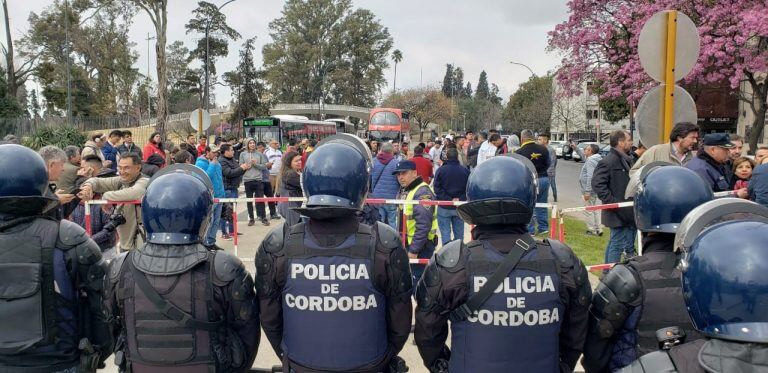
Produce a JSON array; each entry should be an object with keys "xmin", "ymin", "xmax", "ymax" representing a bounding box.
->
[
  {"xmin": 457, "ymin": 97, "xmax": 503, "ymax": 132},
  {"xmin": 22, "ymin": 126, "xmax": 87, "ymax": 150},
  {"xmin": 226, "ymin": 37, "xmax": 269, "ymax": 126},
  {"xmin": 0, "ymin": 67, "xmax": 26, "ymax": 117},
  {"xmin": 441, "ymin": 64, "xmax": 454, "ymax": 97},
  {"xmin": 382, "ymin": 87, "xmax": 455, "ymax": 140},
  {"xmin": 504, "ymin": 75, "xmax": 553, "ymax": 133},
  {"xmin": 262, "ymin": 0, "xmax": 392, "ymax": 107},
  {"xmin": 599, "ymin": 97, "xmax": 630, "ymax": 123},
  {"xmin": 475, "ymin": 70, "xmax": 489, "ymax": 100},
  {"xmin": 560, "ymin": 216, "xmax": 608, "ymax": 266},
  {"xmin": 166, "ymin": 41, "xmax": 201, "ymax": 113}
]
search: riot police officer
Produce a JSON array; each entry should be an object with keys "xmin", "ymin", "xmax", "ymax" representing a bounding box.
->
[
  {"xmin": 255, "ymin": 134, "xmax": 413, "ymax": 373},
  {"xmin": 0, "ymin": 144, "xmax": 112, "ymax": 372},
  {"xmin": 619, "ymin": 198, "xmax": 768, "ymax": 372},
  {"xmin": 582, "ymin": 165, "xmax": 714, "ymax": 372},
  {"xmin": 415, "ymin": 155, "xmax": 592, "ymax": 373},
  {"xmin": 105, "ymin": 164, "xmax": 259, "ymax": 372}
]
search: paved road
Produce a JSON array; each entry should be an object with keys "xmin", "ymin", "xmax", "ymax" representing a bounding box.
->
[{"xmin": 551, "ymin": 156, "xmax": 589, "ymax": 212}]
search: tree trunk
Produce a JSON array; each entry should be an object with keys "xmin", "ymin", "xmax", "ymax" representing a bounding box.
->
[
  {"xmin": 747, "ymin": 80, "xmax": 767, "ymax": 155},
  {"xmin": 154, "ymin": 3, "xmax": 168, "ymax": 135},
  {"xmin": 3, "ymin": 0, "xmax": 17, "ymax": 97},
  {"xmin": 393, "ymin": 63, "xmax": 397, "ymax": 92}
]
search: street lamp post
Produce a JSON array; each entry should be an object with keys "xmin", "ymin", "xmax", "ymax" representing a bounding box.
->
[
  {"xmin": 204, "ymin": 0, "xmax": 236, "ymax": 111},
  {"xmin": 509, "ymin": 61, "xmax": 536, "ymax": 77},
  {"xmin": 146, "ymin": 33, "xmax": 156, "ymax": 120}
]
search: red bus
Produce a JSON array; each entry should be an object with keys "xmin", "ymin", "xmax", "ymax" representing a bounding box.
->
[{"xmin": 368, "ymin": 108, "xmax": 411, "ymax": 142}]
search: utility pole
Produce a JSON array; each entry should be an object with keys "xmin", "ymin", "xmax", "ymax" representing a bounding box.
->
[
  {"xmin": 146, "ymin": 33, "xmax": 156, "ymax": 120},
  {"xmin": 64, "ymin": 0, "xmax": 72, "ymax": 125}
]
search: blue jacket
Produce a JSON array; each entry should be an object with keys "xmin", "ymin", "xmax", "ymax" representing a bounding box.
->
[
  {"xmin": 749, "ymin": 164, "xmax": 768, "ymax": 207},
  {"xmin": 433, "ymin": 159, "xmax": 469, "ymax": 209},
  {"xmin": 685, "ymin": 153, "xmax": 730, "ymax": 192},
  {"xmin": 195, "ymin": 156, "xmax": 225, "ymax": 198},
  {"xmin": 370, "ymin": 156, "xmax": 400, "ymax": 199},
  {"xmin": 103, "ymin": 142, "xmax": 119, "ymax": 171}
]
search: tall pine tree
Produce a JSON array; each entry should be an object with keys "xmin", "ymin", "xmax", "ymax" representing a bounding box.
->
[
  {"xmin": 475, "ymin": 70, "xmax": 489, "ymax": 100},
  {"xmin": 464, "ymin": 82, "xmax": 473, "ymax": 97},
  {"xmin": 452, "ymin": 67, "xmax": 464, "ymax": 98},
  {"xmin": 441, "ymin": 64, "xmax": 454, "ymax": 97}
]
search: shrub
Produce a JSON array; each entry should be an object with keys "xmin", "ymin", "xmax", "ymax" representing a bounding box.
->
[{"xmin": 23, "ymin": 126, "xmax": 87, "ymax": 150}]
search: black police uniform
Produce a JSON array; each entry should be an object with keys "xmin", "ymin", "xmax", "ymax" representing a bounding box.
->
[
  {"xmin": 583, "ymin": 165, "xmax": 714, "ymax": 373},
  {"xmin": 105, "ymin": 165, "xmax": 260, "ymax": 372},
  {"xmin": 0, "ymin": 144, "xmax": 112, "ymax": 372},
  {"xmin": 415, "ymin": 155, "xmax": 591, "ymax": 373},
  {"xmin": 255, "ymin": 135, "xmax": 413, "ymax": 373}
]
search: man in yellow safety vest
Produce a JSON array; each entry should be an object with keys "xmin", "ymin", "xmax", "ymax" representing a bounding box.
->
[{"xmin": 393, "ymin": 159, "xmax": 439, "ymax": 284}]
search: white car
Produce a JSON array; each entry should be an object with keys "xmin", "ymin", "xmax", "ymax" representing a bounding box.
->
[{"xmin": 550, "ymin": 141, "xmax": 565, "ymax": 158}]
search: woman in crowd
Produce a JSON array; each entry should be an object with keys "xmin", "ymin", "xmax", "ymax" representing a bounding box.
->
[
  {"xmin": 276, "ymin": 151, "xmax": 303, "ymax": 226},
  {"xmin": 142, "ymin": 132, "xmax": 166, "ymax": 168},
  {"xmin": 733, "ymin": 156, "xmax": 755, "ymax": 190}
]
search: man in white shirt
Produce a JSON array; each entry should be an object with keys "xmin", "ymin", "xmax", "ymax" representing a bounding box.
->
[
  {"xmin": 428, "ymin": 140, "xmax": 443, "ymax": 175},
  {"xmin": 476, "ymin": 133, "xmax": 503, "ymax": 166},
  {"xmin": 265, "ymin": 139, "xmax": 283, "ymax": 197}
]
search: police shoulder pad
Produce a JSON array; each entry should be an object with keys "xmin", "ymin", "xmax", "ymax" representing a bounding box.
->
[
  {"xmin": 108, "ymin": 252, "xmax": 128, "ymax": 283},
  {"xmin": 376, "ymin": 222, "xmax": 401, "ymax": 251},
  {"xmin": 57, "ymin": 219, "xmax": 89, "ymax": 249},
  {"xmin": 212, "ymin": 251, "xmax": 245, "ymax": 283},
  {"xmin": 263, "ymin": 223, "xmax": 287, "ymax": 253},
  {"xmin": 602, "ymin": 263, "xmax": 642, "ymax": 305},
  {"xmin": 436, "ymin": 239, "xmax": 463, "ymax": 269}
]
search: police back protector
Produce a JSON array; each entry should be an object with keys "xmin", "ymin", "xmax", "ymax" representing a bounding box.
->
[
  {"xmin": 626, "ymin": 251, "xmax": 700, "ymax": 355},
  {"xmin": 281, "ymin": 222, "xmax": 388, "ymax": 371},
  {"xmin": 450, "ymin": 240, "xmax": 564, "ymax": 373},
  {"xmin": 115, "ymin": 248, "xmax": 224, "ymax": 372},
  {"xmin": 0, "ymin": 217, "xmax": 80, "ymax": 371}
]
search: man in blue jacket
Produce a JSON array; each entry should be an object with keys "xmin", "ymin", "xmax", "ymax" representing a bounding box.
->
[
  {"xmin": 102, "ymin": 130, "xmax": 123, "ymax": 171},
  {"xmin": 195, "ymin": 145, "xmax": 226, "ymax": 245},
  {"xmin": 685, "ymin": 133, "xmax": 735, "ymax": 193},
  {"xmin": 749, "ymin": 162, "xmax": 768, "ymax": 207},
  {"xmin": 370, "ymin": 142, "xmax": 401, "ymax": 229},
  {"xmin": 433, "ymin": 147, "xmax": 469, "ymax": 245}
]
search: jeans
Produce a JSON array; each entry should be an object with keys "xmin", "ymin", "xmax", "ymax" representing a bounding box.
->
[
  {"xmin": 605, "ymin": 227, "xmax": 636, "ymax": 263},
  {"xmin": 377, "ymin": 204, "xmax": 398, "ymax": 230},
  {"xmin": 205, "ymin": 203, "xmax": 223, "ymax": 245},
  {"xmin": 220, "ymin": 189, "xmax": 238, "ymax": 235},
  {"xmin": 245, "ymin": 180, "xmax": 266, "ymax": 220},
  {"xmin": 549, "ymin": 173, "xmax": 558, "ymax": 202},
  {"xmin": 529, "ymin": 176, "xmax": 550, "ymax": 234},
  {"xmin": 437, "ymin": 207, "xmax": 464, "ymax": 245},
  {"xmin": 263, "ymin": 181, "xmax": 277, "ymax": 217},
  {"xmin": 410, "ymin": 242, "xmax": 436, "ymax": 286},
  {"xmin": 584, "ymin": 194, "xmax": 602, "ymax": 233}
]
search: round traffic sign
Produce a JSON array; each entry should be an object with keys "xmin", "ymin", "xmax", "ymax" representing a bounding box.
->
[
  {"xmin": 189, "ymin": 109, "xmax": 212, "ymax": 132},
  {"xmin": 635, "ymin": 84, "xmax": 697, "ymax": 147},
  {"xmin": 638, "ymin": 11, "xmax": 700, "ymax": 83}
]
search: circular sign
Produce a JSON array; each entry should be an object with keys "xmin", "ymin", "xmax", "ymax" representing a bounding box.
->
[
  {"xmin": 189, "ymin": 109, "xmax": 212, "ymax": 132},
  {"xmin": 635, "ymin": 84, "xmax": 697, "ymax": 148},
  {"xmin": 638, "ymin": 10, "xmax": 700, "ymax": 83}
]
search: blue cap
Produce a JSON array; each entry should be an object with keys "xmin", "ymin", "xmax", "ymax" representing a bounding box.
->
[
  {"xmin": 702, "ymin": 133, "xmax": 734, "ymax": 148},
  {"xmin": 392, "ymin": 160, "xmax": 416, "ymax": 174}
]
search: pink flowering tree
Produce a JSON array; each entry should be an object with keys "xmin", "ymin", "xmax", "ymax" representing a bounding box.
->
[{"xmin": 549, "ymin": 0, "xmax": 768, "ymax": 152}]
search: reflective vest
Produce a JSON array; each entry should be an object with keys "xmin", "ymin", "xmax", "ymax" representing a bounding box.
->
[
  {"xmin": 450, "ymin": 240, "xmax": 564, "ymax": 373},
  {"xmin": 281, "ymin": 222, "xmax": 388, "ymax": 371},
  {"xmin": 403, "ymin": 182, "xmax": 437, "ymax": 245}
]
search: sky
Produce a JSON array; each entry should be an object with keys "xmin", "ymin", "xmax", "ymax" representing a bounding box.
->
[{"xmin": 1, "ymin": 0, "xmax": 569, "ymax": 108}]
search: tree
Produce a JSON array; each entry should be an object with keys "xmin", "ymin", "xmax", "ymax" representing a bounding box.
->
[
  {"xmin": 28, "ymin": 89, "xmax": 41, "ymax": 118},
  {"xmin": 464, "ymin": 82, "xmax": 473, "ymax": 97},
  {"xmin": 452, "ymin": 67, "xmax": 464, "ymax": 99},
  {"xmin": 133, "ymin": 0, "xmax": 168, "ymax": 133},
  {"xmin": 475, "ymin": 70, "xmax": 489, "ymax": 100},
  {"xmin": 549, "ymin": 0, "xmax": 768, "ymax": 152},
  {"xmin": 441, "ymin": 64, "xmax": 454, "ymax": 97},
  {"xmin": 185, "ymin": 1, "xmax": 241, "ymax": 108},
  {"xmin": 262, "ymin": 0, "xmax": 392, "ymax": 107},
  {"xmin": 551, "ymin": 89, "xmax": 587, "ymax": 139},
  {"xmin": 225, "ymin": 37, "xmax": 269, "ymax": 126},
  {"xmin": 382, "ymin": 87, "xmax": 455, "ymax": 140},
  {"xmin": 0, "ymin": 67, "xmax": 24, "ymax": 117},
  {"xmin": 504, "ymin": 75, "xmax": 553, "ymax": 134},
  {"xmin": 2, "ymin": 0, "xmax": 38, "ymax": 101},
  {"xmin": 391, "ymin": 49, "xmax": 402, "ymax": 91}
]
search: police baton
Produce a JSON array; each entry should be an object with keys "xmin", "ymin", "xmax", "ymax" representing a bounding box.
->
[{"xmin": 248, "ymin": 366, "xmax": 282, "ymax": 373}]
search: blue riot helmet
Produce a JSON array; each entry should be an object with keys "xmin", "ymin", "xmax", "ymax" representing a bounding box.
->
[
  {"xmin": 633, "ymin": 165, "xmax": 713, "ymax": 233},
  {"xmin": 675, "ymin": 198, "xmax": 768, "ymax": 342},
  {"xmin": 142, "ymin": 164, "xmax": 213, "ymax": 244},
  {"xmin": 296, "ymin": 135, "xmax": 371, "ymax": 219},
  {"xmin": 0, "ymin": 144, "xmax": 57, "ymax": 215},
  {"xmin": 457, "ymin": 154, "xmax": 537, "ymax": 225}
]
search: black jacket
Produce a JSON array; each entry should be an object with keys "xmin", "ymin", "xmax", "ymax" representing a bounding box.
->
[
  {"xmin": 516, "ymin": 141, "xmax": 551, "ymax": 177},
  {"xmin": 592, "ymin": 148, "xmax": 635, "ymax": 228},
  {"xmin": 220, "ymin": 155, "xmax": 245, "ymax": 191}
]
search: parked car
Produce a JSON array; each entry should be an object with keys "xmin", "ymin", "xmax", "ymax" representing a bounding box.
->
[
  {"xmin": 599, "ymin": 144, "xmax": 611, "ymax": 157},
  {"xmin": 550, "ymin": 141, "xmax": 565, "ymax": 158},
  {"xmin": 573, "ymin": 142, "xmax": 601, "ymax": 162}
]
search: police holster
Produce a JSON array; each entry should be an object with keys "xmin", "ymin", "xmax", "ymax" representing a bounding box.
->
[
  {"xmin": 449, "ymin": 237, "xmax": 534, "ymax": 322},
  {"xmin": 78, "ymin": 338, "xmax": 101, "ymax": 373}
]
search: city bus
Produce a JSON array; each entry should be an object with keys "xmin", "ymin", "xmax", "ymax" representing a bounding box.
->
[
  {"xmin": 368, "ymin": 108, "xmax": 411, "ymax": 142},
  {"xmin": 242, "ymin": 116, "xmax": 338, "ymax": 148},
  {"xmin": 323, "ymin": 118, "xmax": 356, "ymax": 134}
]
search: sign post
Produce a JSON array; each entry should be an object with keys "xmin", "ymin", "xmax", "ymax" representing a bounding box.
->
[
  {"xmin": 190, "ymin": 108, "xmax": 212, "ymax": 134},
  {"xmin": 663, "ymin": 10, "xmax": 678, "ymax": 145}
]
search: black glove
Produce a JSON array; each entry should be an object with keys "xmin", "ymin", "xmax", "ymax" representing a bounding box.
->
[
  {"xmin": 388, "ymin": 356, "xmax": 409, "ymax": 373},
  {"xmin": 104, "ymin": 214, "xmax": 127, "ymax": 232}
]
